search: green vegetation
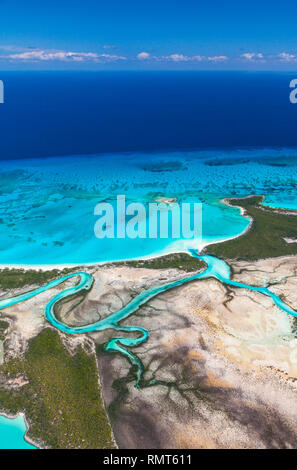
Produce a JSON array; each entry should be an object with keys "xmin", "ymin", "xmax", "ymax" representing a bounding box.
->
[
  {"xmin": 0, "ymin": 328, "xmax": 115, "ymax": 449},
  {"xmin": 0, "ymin": 267, "xmax": 78, "ymax": 291},
  {"xmin": 207, "ymin": 196, "xmax": 297, "ymax": 260},
  {"xmin": 0, "ymin": 320, "xmax": 9, "ymax": 341},
  {"xmin": 0, "ymin": 253, "xmax": 204, "ymax": 294},
  {"xmin": 114, "ymin": 252, "xmax": 206, "ymax": 272}
]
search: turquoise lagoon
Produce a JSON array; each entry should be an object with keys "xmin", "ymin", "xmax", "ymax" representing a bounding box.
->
[
  {"xmin": 0, "ymin": 415, "xmax": 36, "ymax": 449},
  {"xmin": 0, "ymin": 148, "xmax": 297, "ymax": 265}
]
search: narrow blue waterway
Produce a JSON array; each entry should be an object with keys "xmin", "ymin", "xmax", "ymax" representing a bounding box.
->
[
  {"xmin": 0, "ymin": 251, "xmax": 296, "ymax": 390},
  {"xmin": 0, "ymin": 249, "xmax": 296, "ymax": 448}
]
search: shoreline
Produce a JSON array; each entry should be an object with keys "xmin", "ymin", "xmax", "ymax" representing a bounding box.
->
[
  {"xmin": 2, "ymin": 193, "xmax": 294, "ymax": 270},
  {"xmin": 0, "ymin": 193, "xmax": 295, "ymax": 270},
  {"xmin": 0, "ymin": 410, "xmax": 41, "ymax": 449},
  {"xmin": 0, "ymin": 198, "xmax": 252, "ymax": 270},
  {"xmin": 0, "ymin": 249, "xmax": 194, "ymax": 271},
  {"xmin": 199, "ymin": 195, "xmax": 255, "ymax": 253}
]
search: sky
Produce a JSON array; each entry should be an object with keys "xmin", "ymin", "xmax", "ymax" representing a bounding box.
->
[{"xmin": 1, "ymin": 0, "xmax": 297, "ymax": 70}]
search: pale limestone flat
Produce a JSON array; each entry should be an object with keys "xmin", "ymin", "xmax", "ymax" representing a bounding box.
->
[{"xmin": 1, "ymin": 255, "xmax": 297, "ymax": 448}]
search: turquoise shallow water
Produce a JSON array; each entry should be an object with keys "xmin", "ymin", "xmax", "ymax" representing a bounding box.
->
[
  {"xmin": 0, "ymin": 415, "xmax": 36, "ymax": 449},
  {"xmin": 0, "ymin": 147, "xmax": 297, "ymax": 264}
]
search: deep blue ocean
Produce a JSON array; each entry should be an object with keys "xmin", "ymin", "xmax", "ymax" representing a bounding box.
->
[
  {"xmin": 0, "ymin": 72, "xmax": 296, "ymax": 265},
  {"xmin": 0, "ymin": 71, "xmax": 297, "ymax": 159}
]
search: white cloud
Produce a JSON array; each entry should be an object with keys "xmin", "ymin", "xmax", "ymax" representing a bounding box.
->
[
  {"xmin": 8, "ymin": 50, "xmax": 98, "ymax": 61},
  {"xmin": 98, "ymin": 53, "xmax": 126, "ymax": 61},
  {"xmin": 240, "ymin": 52, "xmax": 264, "ymax": 61},
  {"xmin": 278, "ymin": 52, "xmax": 297, "ymax": 62},
  {"xmin": 207, "ymin": 55, "xmax": 228, "ymax": 62},
  {"xmin": 161, "ymin": 54, "xmax": 202, "ymax": 62},
  {"xmin": 4, "ymin": 45, "xmax": 297, "ymax": 66},
  {"xmin": 1, "ymin": 48, "xmax": 126, "ymax": 62},
  {"xmin": 167, "ymin": 54, "xmax": 190, "ymax": 62},
  {"xmin": 137, "ymin": 52, "xmax": 150, "ymax": 60},
  {"xmin": 160, "ymin": 54, "xmax": 228, "ymax": 63}
]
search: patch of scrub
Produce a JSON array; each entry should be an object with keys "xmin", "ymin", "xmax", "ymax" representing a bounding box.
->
[
  {"xmin": 0, "ymin": 329, "xmax": 115, "ymax": 449},
  {"xmin": 207, "ymin": 196, "xmax": 297, "ymax": 260}
]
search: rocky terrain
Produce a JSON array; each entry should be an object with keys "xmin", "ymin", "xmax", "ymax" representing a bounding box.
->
[
  {"xmin": 1, "ymin": 256, "xmax": 297, "ymax": 448},
  {"xmin": 92, "ymin": 256, "xmax": 297, "ymax": 449}
]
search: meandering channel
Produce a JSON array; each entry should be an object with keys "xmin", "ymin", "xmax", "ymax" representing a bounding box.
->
[{"xmin": 0, "ymin": 251, "xmax": 296, "ymax": 387}]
